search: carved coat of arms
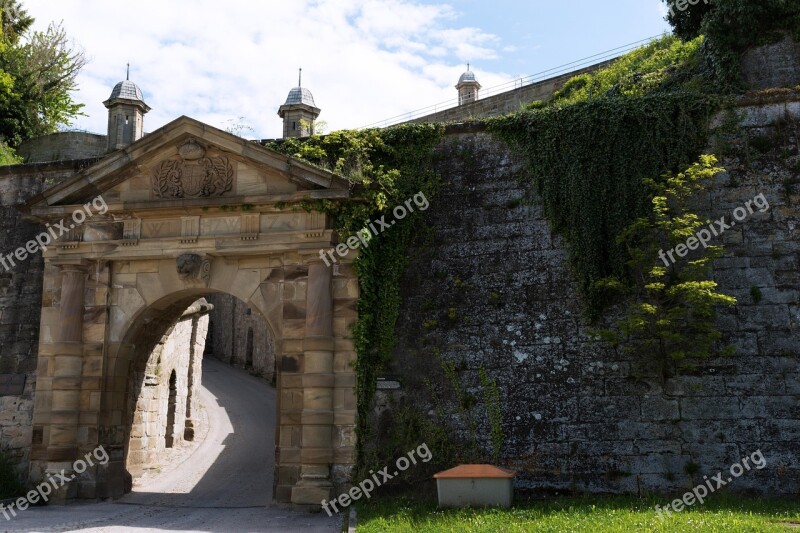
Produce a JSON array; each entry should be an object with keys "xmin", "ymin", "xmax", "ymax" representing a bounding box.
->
[{"xmin": 152, "ymin": 139, "xmax": 234, "ymax": 198}]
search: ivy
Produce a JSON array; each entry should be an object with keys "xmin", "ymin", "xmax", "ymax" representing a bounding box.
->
[
  {"xmin": 489, "ymin": 92, "xmax": 718, "ymax": 316},
  {"xmin": 266, "ymin": 123, "xmax": 444, "ymax": 467}
]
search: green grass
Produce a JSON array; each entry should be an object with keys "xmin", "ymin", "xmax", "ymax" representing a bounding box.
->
[{"xmin": 357, "ymin": 495, "xmax": 800, "ymax": 532}]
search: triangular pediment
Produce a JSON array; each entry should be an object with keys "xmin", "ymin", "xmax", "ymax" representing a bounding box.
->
[{"xmin": 24, "ymin": 116, "xmax": 350, "ymax": 216}]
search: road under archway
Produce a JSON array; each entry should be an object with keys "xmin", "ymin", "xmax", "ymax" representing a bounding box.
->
[{"xmin": 4, "ymin": 358, "xmax": 341, "ymax": 532}]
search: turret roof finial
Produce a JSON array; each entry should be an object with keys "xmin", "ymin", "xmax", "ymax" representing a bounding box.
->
[
  {"xmin": 126, "ymin": 62, "xmax": 130, "ymax": 81},
  {"xmin": 298, "ymin": 67, "xmax": 302, "ymax": 88}
]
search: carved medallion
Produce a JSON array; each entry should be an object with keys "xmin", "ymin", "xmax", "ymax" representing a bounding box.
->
[
  {"xmin": 177, "ymin": 253, "xmax": 211, "ymax": 285},
  {"xmin": 153, "ymin": 139, "xmax": 234, "ymax": 198}
]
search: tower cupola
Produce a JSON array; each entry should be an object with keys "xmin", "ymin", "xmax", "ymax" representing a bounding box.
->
[
  {"xmin": 278, "ymin": 68, "xmax": 321, "ymax": 138},
  {"xmin": 103, "ymin": 65, "xmax": 150, "ymax": 152},
  {"xmin": 456, "ymin": 64, "xmax": 481, "ymax": 105}
]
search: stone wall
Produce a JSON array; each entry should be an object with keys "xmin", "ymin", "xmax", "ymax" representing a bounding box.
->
[
  {"xmin": 377, "ymin": 99, "xmax": 800, "ymax": 497},
  {"xmin": 17, "ymin": 133, "xmax": 107, "ymax": 164},
  {"xmin": 205, "ymin": 294, "xmax": 276, "ymax": 385},
  {"xmin": 126, "ymin": 299, "xmax": 210, "ymax": 478},
  {"xmin": 0, "ymin": 160, "xmax": 95, "ymax": 479},
  {"xmin": 406, "ymin": 59, "xmax": 615, "ymax": 125},
  {"xmin": 742, "ymin": 34, "xmax": 800, "ymax": 90}
]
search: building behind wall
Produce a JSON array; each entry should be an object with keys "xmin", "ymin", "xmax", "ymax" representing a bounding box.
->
[{"xmin": 205, "ymin": 294, "xmax": 276, "ymax": 385}]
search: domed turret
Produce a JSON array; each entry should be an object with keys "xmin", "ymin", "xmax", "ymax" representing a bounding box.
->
[
  {"xmin": 456, "ymin": 64, "xmax": 481, "ymax": 106},
  {"xmin": 103, "ymin": 64, "xmax": 150, "ymax": 152},
  {"xmin": 277, "ymin": 68, "xmax": 321, "ymax": 138}
]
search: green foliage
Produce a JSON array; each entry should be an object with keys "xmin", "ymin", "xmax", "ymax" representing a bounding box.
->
[
  {"xmin": 0, "ymin": 3, "xmax": 86, "ymax": 147},
  {"xmin": 489, "ymin": 291, "xmax": 501, "ymax": 308},
  {"xmin": 663, "ymin": 0, "xmax": 713, "ymax": 40},
  {"xmin": 0, "ymin": 448, "xmax": 24, "ymax": 499},
  {"xmin": 490, "ymin": 93, "xmax": 717, "ymax": 316},
  {"xmin": 750, "ymin": 285, "xmax": 763, "ymax": 304},
  {"xmin": 267, "ymin": 123, "xmax": 444, "ymax": 468},
  {"xmin": 663, "ymin": 0, "xmax": 800, "ymax": 87},
  {"xmin": 593, "ymin": 156, "xmax": 737, "ymax": 371},
  {"xmin": 0, "ymin": 1, "xmax": 32, "ymax": 45},
  {"xmin": 548, "ymin": 35, "xmax": 707, "ymax": 105},
  {"xmin": 0, "ymin": 140, "xmax": 20, "ymax": 165},
  {"xmin": 684, "ymin": 460, "xmax": 701, "ymax": 476}
]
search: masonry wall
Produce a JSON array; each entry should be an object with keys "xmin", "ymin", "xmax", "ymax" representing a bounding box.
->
[
  {"xmin": 126, "ymin": 300, "xmax": 209, "ymax": 478},
  {"xmin": 377, "ymin": 101, "xmax": 800, "ymax": 497},
  {"xmin": 17, "ymin": 133, "xmax": 107, "ymax": 164},
  {"xmin": 742, "ymin": 34, "xmax": 800, "ymax": 90},
  {"xmin": 0, "ymin": 160, "xmax": 96, "ymax": 479},
  {"xmin": 206, "ymin": 294, "xmax": 276, "ymax": 385}
]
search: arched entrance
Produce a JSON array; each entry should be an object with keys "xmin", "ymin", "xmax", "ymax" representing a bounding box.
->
[{"xmin": 23, "ymin": 117, "xmax": 359, "ymax": 507}]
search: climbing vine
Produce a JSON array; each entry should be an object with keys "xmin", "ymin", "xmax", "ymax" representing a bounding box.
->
[
  {"xmin": 487, "ymin": 30, "xmax": 747, "ymax": 368},
  {"xmin": 266, "ymin": 123, "xmax": 444, "ymax": 468},
  {"xmin": 490, "ymin": 92, "xmax": 718, "ymax": 316}
]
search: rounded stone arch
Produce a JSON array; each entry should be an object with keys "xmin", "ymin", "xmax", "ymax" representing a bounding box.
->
[{"xmin": 100, "ymin": 275, "xmax": 282, "ymax": 497}]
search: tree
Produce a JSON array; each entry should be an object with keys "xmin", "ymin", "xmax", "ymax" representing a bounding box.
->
[
  {"xmin": 592, "ymin": 156, "xmax": 736, "ymax": 377},
  {"xmin": 663, "ymin": 0, "xmax": 800, "ymax": 86},
  {"xmin": 0, "ymin": 1, "xmax": 86, "ymax": 148},
  {"xmin": 662, "ymin": 0, "xmax": 712, "ymax": 41},
  {"xmin": 0, "ymin": 0, "xmax": 32, "ymax": 45}
]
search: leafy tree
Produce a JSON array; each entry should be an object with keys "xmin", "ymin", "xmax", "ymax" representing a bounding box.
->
[
  {"xmin": 662, "ymin": 0, "xmax": 713, "ymax": 40},
  {"xmin": 0, "ymin": 0, "xmax": 32, "ymax": 44},
  {"xmin": 0, "ymin": 1, "xmax": 86, "ymax": 147}
]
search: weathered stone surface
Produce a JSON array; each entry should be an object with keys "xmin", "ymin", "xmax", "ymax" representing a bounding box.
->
[
  {"xmin": 375, "ymin": 104, "xmax": 800, "ymax": 497},
  {"xmin": 206, "ymin": 293, "xmax": 276, "ymax": 385},
  {"xmin": 742, "ymin": 34, "xmax": 800, "ymax": 90},
  {"xmin": 125, "ymin": 301, "xmax": 208, "ymax": 477}
]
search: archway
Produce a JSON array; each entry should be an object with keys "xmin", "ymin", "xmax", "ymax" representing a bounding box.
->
[{"xmin": 24, "ymin": 117, "xmax": 359, "ymax": 507}]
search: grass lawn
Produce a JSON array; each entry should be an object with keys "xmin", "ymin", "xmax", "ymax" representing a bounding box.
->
[{"xmin": 357, "ymin": 495, "xmax": 800, "ymax": 532}]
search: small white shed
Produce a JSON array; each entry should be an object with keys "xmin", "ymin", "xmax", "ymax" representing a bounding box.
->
[{"xmin": 433, "ymin": 464, "xmax": 515, "ymax": 508}]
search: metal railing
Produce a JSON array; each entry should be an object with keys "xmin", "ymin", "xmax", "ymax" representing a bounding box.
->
[{"xmin": 361, "ymin": 33, "xmax": 667, "ymax": 129}]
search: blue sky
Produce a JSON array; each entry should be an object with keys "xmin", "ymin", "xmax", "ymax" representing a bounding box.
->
[
  {"xmin": 448, "ymin": 0, "xmax": 670, "ymax": 75},
  {"xmin": 23, "ymin": 0, "xmax": 672, "ymax": 139}
]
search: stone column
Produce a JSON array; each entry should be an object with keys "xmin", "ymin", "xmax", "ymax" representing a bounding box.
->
[
  {"xmin": 47, "ymin": 262, "xmax": 87, "ymax": 502},
  {"xmin": 291, "ymin": 260, "xmax": 335, "ymax": 507}
]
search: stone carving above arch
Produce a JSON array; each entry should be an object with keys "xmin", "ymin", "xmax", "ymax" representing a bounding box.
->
[
  {"xmin": 176, "ymin": 253, "xmax": 211, "ymax": 286},
  {"xmin": 152, "ymin": 139, "xmax": 234, "ymax": 199}
]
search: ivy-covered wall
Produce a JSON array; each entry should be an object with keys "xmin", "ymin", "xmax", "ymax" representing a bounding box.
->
[{"xmin": 367, "ymin": 99, "xmax": 800, "ymax": 497}]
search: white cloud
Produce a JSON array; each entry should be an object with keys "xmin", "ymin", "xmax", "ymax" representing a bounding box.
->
[{"xmin": 22, "ymin": 0, "xmax": 516, "ymax": 138}]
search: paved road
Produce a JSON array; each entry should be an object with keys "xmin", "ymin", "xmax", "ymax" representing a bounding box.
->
[{"xmin": 1, "ymin": 357, "xmax": 342, "ymax": 532}]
